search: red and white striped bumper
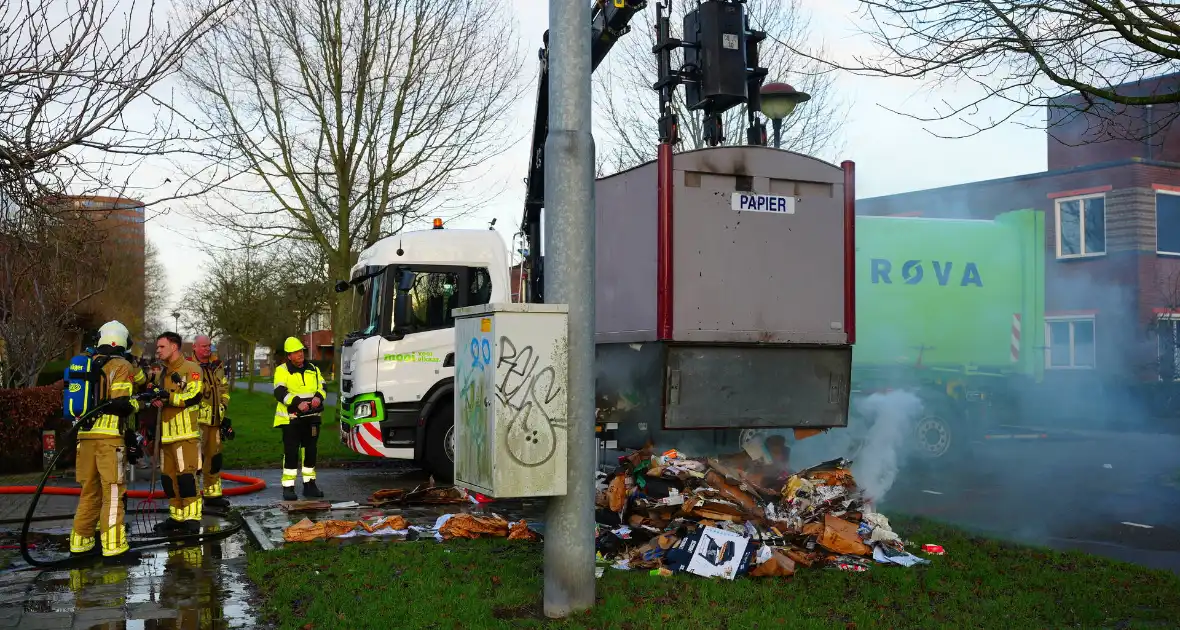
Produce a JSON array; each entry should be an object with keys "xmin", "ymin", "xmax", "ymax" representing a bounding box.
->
[{"xmin": 341, "ymin": 420, "xmax": 412, "ymax": 459}]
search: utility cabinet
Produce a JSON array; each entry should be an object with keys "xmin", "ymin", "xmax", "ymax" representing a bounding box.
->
[{"xmin": 452, "ymin": 303, "xmax": 569, "ymax": 498}]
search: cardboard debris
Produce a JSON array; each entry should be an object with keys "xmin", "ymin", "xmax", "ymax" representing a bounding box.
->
[
  {"xmin": 368, "ymin": 485, "xmax": 473, "ymax": 507},
  {"xmin": 508, "ymin": 519, "xmax": 540, "ymax": 542},
  {"xmin": 282, "ymin": 516, "xmax": 410, "ymax": 542},
  {"xmin": 437, "ymin": 514, "xmax": 509, "ymax": 540},
  {"xmin": 594, "ymin": 448, "xmax": 934, "ymax": 580},
  {"xmin": 280, "ymin": 500, "xmax": 333, "ymax": 513},
  {"xmin": 281, "ymin": 512, "xmax": 542, "ymax": 544}
]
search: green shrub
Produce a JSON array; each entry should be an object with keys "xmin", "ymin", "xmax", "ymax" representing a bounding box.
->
[{"xmin": 36, "ymin": 360, "xmax": 70, "ymax": 386}]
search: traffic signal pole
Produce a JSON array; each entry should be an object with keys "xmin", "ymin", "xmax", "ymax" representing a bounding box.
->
[{"xmin": 543, "ymin": 0, "xmax": 597, "ymax": 618}]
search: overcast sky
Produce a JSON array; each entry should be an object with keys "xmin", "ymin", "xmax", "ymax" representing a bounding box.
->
[{"xmin": 144, "ymin": 0, "xmax": 1047, "ymax": 326}]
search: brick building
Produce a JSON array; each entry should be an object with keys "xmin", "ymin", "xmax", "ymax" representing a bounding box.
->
[
  {"xmin": 858, "ymin": 74, "xmax": 1180, "ymax": 402},
  {"xmin": 55, "ymin": 195, "xmax": 148, "ymax": 349}
]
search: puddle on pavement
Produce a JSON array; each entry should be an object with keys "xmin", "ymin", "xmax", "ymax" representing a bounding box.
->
[{"xmin": 0, "ymin": 513, "xmax": 258, "ymax": 629}]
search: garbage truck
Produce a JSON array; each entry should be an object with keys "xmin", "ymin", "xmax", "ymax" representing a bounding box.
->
[
  {"xmin": 850, "ymin": 209, "xmax": 1046, "ymax": 463},
  {"xmin": 335, "ymin": 145, "xmax": 857, "ymax": 480}
]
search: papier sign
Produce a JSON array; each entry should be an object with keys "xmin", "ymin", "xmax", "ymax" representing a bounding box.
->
[{"xmin": 731, "ymin": 192, "xmax": 796, "ymax": 215}]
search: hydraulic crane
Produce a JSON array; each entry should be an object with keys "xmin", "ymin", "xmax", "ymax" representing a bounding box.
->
[{"xmin": 520, "ymin": 0, "xmax": 647, "ymax": 304}]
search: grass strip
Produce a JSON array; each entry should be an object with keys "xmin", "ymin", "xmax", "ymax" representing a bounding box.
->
[{"xmin": 245, "ymin": 516, "xmax": 1180, "ymax": 629}]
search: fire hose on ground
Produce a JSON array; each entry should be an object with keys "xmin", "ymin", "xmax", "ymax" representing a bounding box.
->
[{"xmin": 0, "ymin": 400, "xmax": 267, "ymax": 569}]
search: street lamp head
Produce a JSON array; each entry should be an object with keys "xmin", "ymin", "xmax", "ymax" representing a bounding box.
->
[{"xmin": 760, "ymin": 82, "xmax": 811, "ymax": 121}]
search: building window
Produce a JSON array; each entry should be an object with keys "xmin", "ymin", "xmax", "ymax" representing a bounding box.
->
[
  {"xmin": 1045, "ymin": 317, "xmax": 1096, "ymax": 369},
  {"xmin": 1055, "ymin": 195, "xmax": 1106, "ymax": 258},
  {"xmin": 1157, "ymin": 316, "xmax": 1180, "ymax": 381},
  {"xmin": 1157, "ymin": 192, "xmax": 1180, "ymax": 255}
]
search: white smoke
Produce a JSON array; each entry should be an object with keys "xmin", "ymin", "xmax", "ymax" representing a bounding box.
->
[
  {"xmin": 788, "ymin": 389, "xmax": 925, "ymax": 504},
  {"xmin": 850, "ymin": 390, "xmax": 924, "ymax": 503}
]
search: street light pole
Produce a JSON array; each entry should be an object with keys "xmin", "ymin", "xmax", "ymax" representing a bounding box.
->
[
  {"xmin": 544, "ymin": 0, "xmax": 596, "ymax": 619},
  {"xmin": 171, "ymin": 310, "xmax": 181, "ymax": 333}
]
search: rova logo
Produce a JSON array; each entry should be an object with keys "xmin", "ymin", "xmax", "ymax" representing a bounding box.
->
[{"xmin": 870, "ymin": 259, "xmax": 983, "ymax": 287}]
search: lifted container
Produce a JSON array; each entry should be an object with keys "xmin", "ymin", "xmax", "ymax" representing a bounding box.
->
[{"xmin": 592, "ymin": 146, "xmax": 855, "ymax": 452}]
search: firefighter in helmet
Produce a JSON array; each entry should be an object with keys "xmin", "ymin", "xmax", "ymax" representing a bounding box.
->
[
  {"xmin": 190, "ymin": 335, "xmax": 231, "ymax": 508},
  {"xmin": 273, "ymin": 337, "xmax": 326, "ymax": 501},
  {"xmin": 69, "ymin": 320, "xmax": 142, "ymax": 560},
  {"xmin": 150, "ymin": 332, "xmax": 204, "ymax": 534}
]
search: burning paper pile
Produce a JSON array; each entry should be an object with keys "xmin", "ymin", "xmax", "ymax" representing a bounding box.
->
[{"xmin": 594, "ymin": 448, "xmax": 932, "ymax": 579}]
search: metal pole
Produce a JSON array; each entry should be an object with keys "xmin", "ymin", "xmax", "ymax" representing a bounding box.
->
[
  {"xmin": 772, "ymin": 118, "xmax": 783, "ymax": 149},
  {"xmin": 544, "ymin": 0, "xmax": 596, "ymax": 618}
]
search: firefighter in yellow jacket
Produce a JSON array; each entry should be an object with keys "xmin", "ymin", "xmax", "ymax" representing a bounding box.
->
[
  {"xmin": 273, "ymin": 337, "xmax": 326, "ymax": 501},
  {"xmin": 150, "ymin": 332, "xmax": 204, "ymax": 534},
  {"xmin": 70, "ymin": 321, "xmax": 143, "ymax": 560},
  {"xmin": 191, "ymin": 335, "xmax": 231, "ymax": 508}
]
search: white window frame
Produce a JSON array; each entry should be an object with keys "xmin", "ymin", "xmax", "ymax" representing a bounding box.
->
[
  {"xmin": 1054, "ymin": 193, "xmax": 1107, "ymax": 259},
  {"xmin": 1044, "ymin": 316, "xmax": 1097, "ymax": 370},
  {"xmin": 1156, "ymin": 190, "xmax": 1180, "ymax": 256},
  {"xmin": 1156, "ymin": 314, "xmax": 1180, "ymax": 381}
]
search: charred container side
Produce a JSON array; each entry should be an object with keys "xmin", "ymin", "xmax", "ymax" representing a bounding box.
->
[{"xmin": 593, "ymin": 146, "xmax": 854, "ymax": 452}]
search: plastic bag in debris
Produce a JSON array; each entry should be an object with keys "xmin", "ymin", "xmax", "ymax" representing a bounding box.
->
[
  {"xmin": 861, "ymin": 512, "xmax": 901, "ymax": 543},
  {"xmin": 873, "ymin": 544, "xmax": 930, "ymax": 567}
]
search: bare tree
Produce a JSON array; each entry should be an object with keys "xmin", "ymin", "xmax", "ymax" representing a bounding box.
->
[
  {"xmin": 0, "ymin": 0, "xmax": 233, "ymax": 209},
  {"xmin": 808, "ymin": 0, "xmax": 1180, "ymax": 141},
  {"xmin": 187, "ymin": 238, "xmax": 284, "ymax": 393},
  {"xmin": 179, "ymin": 0, "xmax": 526, "ymax": 354},
  {"xmin": 142, "ymin": 239, "xmax": 170, "ymax": 344},
  {"xmin": 593, "ymin": 0, "xmax": 848, "ymax": 172},
  {"xmin": 0, "ymin": 204, "xmax": 106, "ymax": 387}
]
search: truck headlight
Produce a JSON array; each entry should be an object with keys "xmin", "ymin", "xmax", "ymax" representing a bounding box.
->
[{"xmin": 355, "ymin": 400, "xmax": 376, "ymax": 420}]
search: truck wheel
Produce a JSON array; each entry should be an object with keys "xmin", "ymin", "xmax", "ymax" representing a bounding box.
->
[
  {"xmin": 425, "ymin": 398, "xmax": 455, "ymax": 483},
  {"xmin": 913, "ymin": 411, "xmax": 954, "ymax": 460}
]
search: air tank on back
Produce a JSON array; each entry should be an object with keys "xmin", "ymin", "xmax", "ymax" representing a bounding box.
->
[{"xmin": 593, "ymin": 145, "xmax": 856, "ymax": 454}]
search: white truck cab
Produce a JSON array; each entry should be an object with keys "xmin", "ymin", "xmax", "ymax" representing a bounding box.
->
[{"xmin": 336, "ymin": 225, "xmax": 512, "ymax": 479}]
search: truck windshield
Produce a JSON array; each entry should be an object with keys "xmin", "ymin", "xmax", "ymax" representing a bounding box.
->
[
  {"xmin": 353, "ymin": 275, "xmax": 386, "ymax": 336},
  {"xmin": 395, "ymin": 270, "xmax": 460, "ymax": 332}
]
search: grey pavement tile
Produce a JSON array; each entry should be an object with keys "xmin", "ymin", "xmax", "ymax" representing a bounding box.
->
[
  {"xmin": 0, "ymin": 607, "xmax": 22, "ymax": 628},
  {"xmin": 70, "ymin": 607, "xmax": 125, "ymax": 628},
  {"xmin": 15, "ymin": 611, "xmax": 73, "ymax": 630}
]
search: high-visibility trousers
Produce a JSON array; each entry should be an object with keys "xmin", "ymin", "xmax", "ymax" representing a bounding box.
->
[
  {"xmin": 199, "ymin": 424, "xmax": 223, "ymax": 498},
  {"xmin": 70, "ymin": 437, "xmax": 129, "ymax": 557},
  {"xmin": 161, "ymin": 438, "xmax": 202, "ymax": 522}
]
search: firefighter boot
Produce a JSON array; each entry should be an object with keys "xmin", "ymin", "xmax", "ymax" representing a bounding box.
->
[
  {"xmin": 302, "ymin": 480, "xmax": 323, "ymax": 499},
  {"xmin": 204, "ymin": 496, "xmax": 230, "ymax": 509},
  {"xmin": 282, "ymin": 487, "xmax": 298, "ymax": 501},
  {"xmin": 153, "ymin": 519, "xmax": 184, "ymax": 534}
]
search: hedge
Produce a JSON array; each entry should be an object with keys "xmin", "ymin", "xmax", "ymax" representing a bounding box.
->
[
  {"xmin": 36, "ymin": 360, "xmax": 70, "ymax": 387},
  {"xmin": 0, "ymin": 383, "xmax": 73, "ymax": 474}
]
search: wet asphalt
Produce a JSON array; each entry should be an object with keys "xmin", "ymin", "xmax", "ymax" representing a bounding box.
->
[{"xmin": 3, "ymin": 422, "xmax": 1179, "ymax": 628}]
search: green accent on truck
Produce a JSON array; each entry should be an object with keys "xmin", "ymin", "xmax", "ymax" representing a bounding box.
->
[
  {"xmin": 853, "ymin": 209, "xmax": 1045, "ymax": 381},
  {"xmin": 337, "ymin": 392, "xmax": 384, "ymax": 427}
]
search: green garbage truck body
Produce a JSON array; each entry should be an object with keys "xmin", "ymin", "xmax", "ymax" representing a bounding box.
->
[{"xmin": 852, "ymin": 209, "xmax": 1046, "ymax": 459}]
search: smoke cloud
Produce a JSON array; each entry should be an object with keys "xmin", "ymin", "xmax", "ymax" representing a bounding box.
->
[{"xmin": 849, "ymin": 390, "xmax": 924, "ymax": 503}]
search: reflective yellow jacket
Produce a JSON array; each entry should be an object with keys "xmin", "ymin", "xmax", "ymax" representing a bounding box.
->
[
  {"xmin": 272, "ymin": 361, "xmax": 326, "ymax": 427},
  {"xmin": 190, "ymin": 355, "xmax": 230, "ymax": 426},
  {"xmin": 78, "ymin": 355, "xmax": 140, "ymax": 440},
  {"xmin": 157, "ymin": 357, "xmax": 203, "ymax": 443}
]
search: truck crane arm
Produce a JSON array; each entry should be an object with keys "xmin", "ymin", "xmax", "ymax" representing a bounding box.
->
[{"xmin": 520, "ymin": 0, "xmax": 648, "ymax": 304}]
